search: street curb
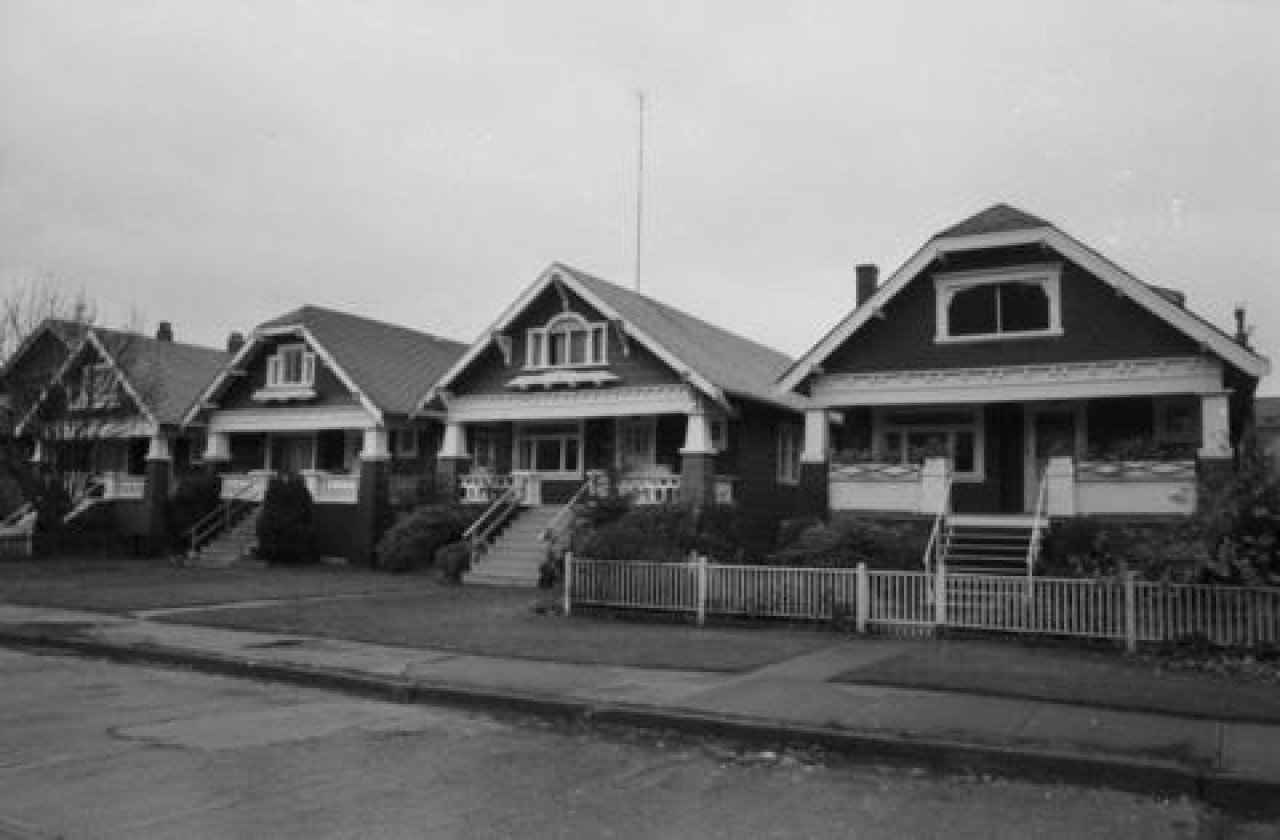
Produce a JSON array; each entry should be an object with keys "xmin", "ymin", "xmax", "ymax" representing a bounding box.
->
[{"xmin": 2, "ymin": 628, "xmax": 1276, "ymax": 818}]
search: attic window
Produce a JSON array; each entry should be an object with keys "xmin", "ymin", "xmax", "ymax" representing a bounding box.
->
[
  {"xmin": 76, "ymin": 362, "xmax": 119, "ymax": 409},
  {"xmin": 526, "ymin": 313, "xmax": 607, "ymax": 369},
  {"xmin": 935, "ymin": 265, "xmax": 1062, "ymax": 343},
  {"xmin": 254, "ymin": 343, "xmax": 317, "ymax": 401}
]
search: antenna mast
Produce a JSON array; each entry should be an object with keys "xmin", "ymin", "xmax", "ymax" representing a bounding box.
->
[{"xmin": 634, "ymin": 89, "xmax": 645, "ymax": 291}]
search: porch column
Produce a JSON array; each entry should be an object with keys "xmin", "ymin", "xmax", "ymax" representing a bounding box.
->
[
  {"xmin": 918, "ymin": 457, "xmax": 951, "ymax": 515},
  {"xmin": 202, "ymin": 431, "xmax": 230, "ymax": 478},
  {"xmin": 799, "ymin": 409, "xmax": 830, "ymax": 518},
  {"xmin": 354, "ymin": 425, "xmax": 391, "ymax": 566},
  {"xmin": 1198, "ymin": 391, "xmax": 1234, "ymax": 490},
  {"xmin": 1045, "ymin": 456, "xmax": 1076, "ymax": 517},
  {"xmin": 142, "ymin": 431, "xmax": 172, "ymax": 555},
  {"xmin": 435, "ymin": 421, "xmax": 469, "ymax": 501},
  {"xmin": 679, "ymin": 406, "xmax": 716, "ymax": 507}
]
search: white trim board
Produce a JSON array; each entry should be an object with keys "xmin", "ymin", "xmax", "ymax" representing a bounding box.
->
[
  {"xmin": 208, "ymin": 405, "xmax": 376, "ymax": 434},
  {"xmin": 442, "ymin": 384, "xmax": 700, "ymax": 423},
  {"xmin": 809, "ymin": 357, "xmax": 1225, "ymax": 407},
  {"xmin": 778, "ymin": 223, "xmax": 1269, "ymax": 394}
]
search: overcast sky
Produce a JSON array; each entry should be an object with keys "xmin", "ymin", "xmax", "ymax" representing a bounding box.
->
[{"xmin": 1, "ymin": 1, "xmax": 1277, "ymax": 390}]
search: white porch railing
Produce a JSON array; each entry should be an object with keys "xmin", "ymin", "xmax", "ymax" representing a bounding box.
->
[
  {"xmin": 1053, "ymin": 457, "xmax": 1197, "ymax": 516},
  {"xmin": 301, "ymin": 470, "xmax": 359, "ymax": 504},
  {"xmin": 617, "ymin": 473, "xmax": 682, "ymax": 505},
  {"xmin": 565, "ymin": 558, "xmax": 1280, "ymax": 651},
  {"xmin": 460, "ymin": 472, "xmax": 515, "ymax": 504},
  {"xmin": 100, "ymin": 472, "xmax": 146, "ymax": 501}
]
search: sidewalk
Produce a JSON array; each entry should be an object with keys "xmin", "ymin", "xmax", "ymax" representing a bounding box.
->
[{"xmin": 2, "ymin": 602, "xmax": 1278, "ymax": 816}]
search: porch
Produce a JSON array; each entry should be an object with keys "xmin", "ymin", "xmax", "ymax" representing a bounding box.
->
[{"xmin": 822, "ymin": 394, "xmax": 1213, "ymax": 517}]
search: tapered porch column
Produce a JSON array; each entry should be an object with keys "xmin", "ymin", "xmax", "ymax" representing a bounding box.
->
[
  {"xmin": 799, "ymin": 409, "xmax": 830, "ymax": 518},
  {"xmin": 1198, "ymin": 391, "xmax": 1234, "ymax": 487},
  {"xmin": 142, "ymin": 431, "xmax": 172, "ymax": 555},
  {"xmin": 679, "ymin": 406, "xmax": 716, "ymax": 507},
  {"xmin": 354, "ymin": 425, "xmax": 391, "ymax": 566},
  {"xmin": 202, "ymin": 431, "xmax": 231, "ymax": 477},
  {"xmin": 435, "ymin": 421, "xmax": 469, "ymax": 501}
]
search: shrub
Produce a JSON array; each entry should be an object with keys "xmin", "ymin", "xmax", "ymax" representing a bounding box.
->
[
  {"xmin": 165, "ymin": 473, "xmax": 221, "ymax": 548},
  {"xmin": 30, "ymin": 474, "xmax": 71, "ymax": 533},
  {"xmin": 375, "ymin": 503, "xmax": 474, "ymax": 573},
  {"xmin": 1040, "ymin": 518, "xmax": 1210, "ymax": 581},
  {"xmin": 575, "ymin": 504, "xmax": 694, "ymax": 563},
  {"xmin": 256, "ymin": 474, "xmax": 318, "ymax": 565},
  {"xmin": 1194, "ymin": 438, "xmax": 1280, "ymax": 585},
  {"xmin": 769, "ymin": 517, "xmax": 930, "ymax": 569},
  {"xmin": 435, "ymin": 540, "xmax": 470, "ymax": 583}
]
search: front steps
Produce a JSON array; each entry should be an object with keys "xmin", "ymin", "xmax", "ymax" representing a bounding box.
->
[
  {"xmin": 942, "ymin": 514, "xmax": 1045, "ymax": 575},
  {"xmin": 464, "ymin": 506, "xmax": 561, "ymax": 587},
  {"xmin": 187, "ymin": 507, "xmax": 262, "ymax": 568}
]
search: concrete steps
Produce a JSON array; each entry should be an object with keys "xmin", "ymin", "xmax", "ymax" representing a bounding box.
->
[
  {"xmin": 465, "ymin": 506, "xmax": 561, "ymax": 587},
  {"xmin": 187, "ymin": 508, "xmax": 262, "ymax": 569},
  {"xmin": 942, "ymin": 515, "xmax": 1045, "ymax": 575}
]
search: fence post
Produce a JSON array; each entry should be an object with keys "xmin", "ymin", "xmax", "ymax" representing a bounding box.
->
[
  {"xmin": 695, "ymin": 553, "xmax": 708, "ymax": 626},
  {"xmin": 1123, "ymin": 570, "xmax": 1137, "ymax": 653},
  {"xmin": 934, "ymin": 560, "xmax": 948, "ymax": 629},
  {"xmin": 855, "ymin": 562, "xmax": 869, "ymax": 634},
  {"xmin": 563, "ymin": 552, "xmax": 573, "ymax": 616}
]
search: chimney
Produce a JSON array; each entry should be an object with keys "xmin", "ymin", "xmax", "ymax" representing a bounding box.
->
[
  {"xmin": 226, "ymin": 331, "xmax": 246, "ymax": 354},
  {"xmin": 856, "ymin": 264, "xmax": 880, "ymax": 307},
  {"xmin": 155, "ymin": 321, "xmax": 174, "ymax": 342}
]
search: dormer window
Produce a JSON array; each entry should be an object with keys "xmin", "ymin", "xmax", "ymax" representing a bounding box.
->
[
  {"xmin": 76, "ymin": 362, "xmax": 119, "ymax": 409},
  {"xmin": 526, "ymin": 314, "xmax": 607, "ymax": 369},
  {"xmin": 254, "ymin": 342, "xmax": 317, "ymax": 401},
  {"xmin": 935, "ymin": 265, "xmax": 1062, "ymax": 343}
]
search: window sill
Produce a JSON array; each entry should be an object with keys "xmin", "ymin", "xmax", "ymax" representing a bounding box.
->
[
  {"xmin": 251, "ymin": 385, "xmax": 317, "ymax": 402},
  {"xmin": 934, "ymin": 328, "xmax": 1063, "ymax": 345}
]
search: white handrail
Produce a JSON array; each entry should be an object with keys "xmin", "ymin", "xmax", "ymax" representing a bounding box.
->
[
  {"xmin": 1026, "ymin": 469, "xmax": 1050, "ymax": 584},
  {"xmin": 187, "ymin": 479, "xmax": 260, "ymax": 555},
  {"xmin": 542, "ymin": 479, "xmax": 593, "ymax": 542},
  {"xmin": 921, "ymin": 472, "xmax": 953, "ymax": 575}
]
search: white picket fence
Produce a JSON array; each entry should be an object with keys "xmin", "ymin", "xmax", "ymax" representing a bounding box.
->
[{"xmin": 564, "ymin": 555, "xmax": 1280, "ymax": 651}]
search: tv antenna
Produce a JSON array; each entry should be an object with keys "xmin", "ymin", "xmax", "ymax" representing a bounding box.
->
[{"xmin": 634, "ymin": 89, "xmax": 646, "ymax": 291}]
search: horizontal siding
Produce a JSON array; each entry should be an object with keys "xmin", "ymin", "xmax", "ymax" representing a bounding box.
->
[{"xmin": 219, "ymin": 335, "xmax": 361, "ymax": 410}]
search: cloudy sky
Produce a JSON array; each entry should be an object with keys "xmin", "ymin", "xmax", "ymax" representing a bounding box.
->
[{"xmin": 1, "ymin": 1, "xmax": 1277, "ymax": 389}]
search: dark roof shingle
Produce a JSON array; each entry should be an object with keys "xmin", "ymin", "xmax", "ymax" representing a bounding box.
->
[
  {"xmin": 935, "ymin": 203, "xmax": 1052, "ymax": 239},
  {"xmin": 94, "ymin": 328, "xmax": 229, "ymax": 424}
]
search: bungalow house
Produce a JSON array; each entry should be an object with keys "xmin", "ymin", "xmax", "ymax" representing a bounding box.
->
[
  {"xmin": 418, "ymin": 263, "xmax": 805, "ymax": 584},
  {"xmin": 20, "ymin": 322, "xmax": 228, "ymax": 547},
  {"xmin": 185, "ymin": 305, "xmax": 467, "ymax": 564},
  {"xmin": 777, "ymin": 205, "xmax": 1270, "ymax": 569}
]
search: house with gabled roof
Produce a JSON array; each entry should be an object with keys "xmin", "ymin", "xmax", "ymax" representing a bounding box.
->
[
  {"xmin": 186, "ymin": 305, "xmax": 467, "ymax": 563},
  {"xmin": 417, "ymin": 263, "xmax": 806, "ymax": 584},
  {"xmin": 777, "ymin": 204, "xmax": 1269, "ymax": 571},
  {"xmin": 20, "ymin": 322, "xmax": 228, "ymax": 546}
]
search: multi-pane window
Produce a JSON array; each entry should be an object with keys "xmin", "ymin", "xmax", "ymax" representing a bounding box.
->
[
  {"xmin": 389, "ymin": 428, "xmax": 419, "ymax": 458},
  {"xmin": 936, "ymin": 267, "xmax": 1062, "ymax": 342},
  {"xmin": 879, "ymin": 409, "xmax": 982, "ymax": 480},
  {"xmin": 266, "ymin": 343, "xmax": 316, "ymax": 388},
  {"xmin": 526, "ymin": 314, "xmax": 607, "ymax": 369},
  {"xmin": 469, "ymin": 426, "xmax": 500, "ymax": 472},
  {"xmin": 777, "ymin": 423, "xmax": 802, "ymax": 485},
  {"xmin": 617, "ymin": 417, "xmax": 656, "ymax": 473}
]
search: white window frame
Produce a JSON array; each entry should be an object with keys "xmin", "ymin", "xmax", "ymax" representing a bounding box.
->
[
  {"xmin": 469, "ymin": 426, "xmax": 501, "ymax": 473},
  {"xmin": 777, "ymin": 423, "xmax": 802, "ymax": 485},
  {"xmin": 390, "ymin": 427, "xmax": 420, "ymax": 458},
  {"xmin": 525, "ymin": 313, "xmax": 608, "ymax": 370},
  {"xmin": 78, "ymin": 361, "xmax": 120, "ymax": 409},
  {"xmin": 934, "ymin": 264, "xmax": 1063, "ymax": 344},
  {"xmin": 265, "ymin": 343, "xmax": 317, "ymax": 389},
  {"xmin": 874, "ymin": 406, "xmax": 986, "ymax": 482},
  {"xmin": 515, "ymin": 422, "xmax": 583, "ymax": 478}
]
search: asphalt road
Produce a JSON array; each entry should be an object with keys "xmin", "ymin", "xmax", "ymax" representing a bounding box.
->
[{"xmin": 0, "ymin": 648, "xmax": 1270, "ymax": 839}]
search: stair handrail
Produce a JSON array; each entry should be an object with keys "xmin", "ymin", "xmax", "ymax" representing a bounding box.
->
[
  {"xmin": 463, "ymin": 485, "xmax": 521, "ymax": 559},
  {"xmin": 541, "ymin": 478, "xmax": 593, "ymax": 544},
  {"xmin": 1026, "ymin": 469, "xmax": 1050, "ymax": 583},
  {"xmin": 186, "ymin": 480, "xmax": 259, "ymax": 556},
  {"xmin": 0, "ymin": 502, "xmax": 34, "ymax": 530},
  {"xmin": 921, "ymin": 471, "xmax": 954, "ymax": 576}
]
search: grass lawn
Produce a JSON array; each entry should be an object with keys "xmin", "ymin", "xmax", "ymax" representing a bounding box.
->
[
  {"xmin": 0, "ymin": 557, "xmax": 426, "ymax": 613},
  {"xmin": 155, "ymin": 587, "xmax": 843, "ymax": 672},
  {"xmin": 835, "ymin": 639, "xmax": 1280, "ymax": 724}
]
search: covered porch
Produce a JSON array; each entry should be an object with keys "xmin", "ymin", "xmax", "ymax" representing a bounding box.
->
[{"xmin": 437, "ymin": 386, "xmax": 737, "ymax": 508}]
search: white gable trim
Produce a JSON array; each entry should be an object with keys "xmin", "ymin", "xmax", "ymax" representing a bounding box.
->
[
  {"xmin": 416, "ymin": 264, "xmax": 728, "ymax": 415},
  {"xmin": 20, "ymin": 330, "xmax": 159, "ymax": 435},
  {"xmin": 778, "ymin": 226, "xmax": 1269, "ymax": 393},
  {"xmin": 183, "ymin": 324, "xmax": 383, "ymax": 427}
]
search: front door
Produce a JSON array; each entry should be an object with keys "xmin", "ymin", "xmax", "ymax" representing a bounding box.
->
[
  {"xmin": 270, "ymin": 435, "xmax": 315, "ymax": 475},
  {"xmin": 515, "ymin": 422, "xmax": 582, "ymax": 504},
  {"xmin": 1024, "ymin": 405, "xmax": 1078, "ymax": 511}
]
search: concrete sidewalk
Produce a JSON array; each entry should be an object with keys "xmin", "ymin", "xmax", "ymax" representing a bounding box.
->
[{"xmin": 2, "ymin": 603, "xmax": 1278, "ymax": 815}]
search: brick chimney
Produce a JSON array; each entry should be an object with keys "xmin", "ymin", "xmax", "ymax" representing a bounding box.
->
[
  {"xmin": 856, "ymin": 264, "xmax": 879, "ymax": 308},
  {"xmin": 226, "ymin": 331, "xmax": 246, "ymax": 354},
  {"xmin": 155, "ymin": 321, "xmax": 174, "ymax": 342}
]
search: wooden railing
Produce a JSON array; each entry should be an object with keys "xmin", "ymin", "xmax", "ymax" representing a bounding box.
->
[
  {"xmin": 463, "ymin": 483, "xmax": 522, "ymax": 566},
  {"xmin": 219, "ymin": 471, "xmax": 273, "ymax": 502},
  {"xmin": 565, "ymin": 558, "xmax": 1280, "ymax": 651},
  {"xmin": 460, "ymin": 473, "xmax": 514, "ymax": 504},
  {"xmin": 617, "ymin": 474, "xmax": 682, "ymax": 505},
  {"xmin": 301, "ymin": 470, "xmax": 358, "ymax": 504},
  {"xmin": 186, "ymin": 478, "xmax": 260, "ymax": 557}
]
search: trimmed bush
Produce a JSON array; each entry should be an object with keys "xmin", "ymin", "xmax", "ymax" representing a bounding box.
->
[
  {"xmin": 573, "ymin": 504, "xmax": 744, "ymax": 564},
  {"xmin": 769, "ymin": 516, "xmax": 930, "ymax": 569},
  {"xmin": 256, "ymin": 474, "xmax": 318, "ymax": 565},
  {"xmin": 375, "ymin": 504, "xmax": 474, "ymax": 573},
  {"xmin": 165, "ymin": 472, "xmax": 221, "ymax": 549}
]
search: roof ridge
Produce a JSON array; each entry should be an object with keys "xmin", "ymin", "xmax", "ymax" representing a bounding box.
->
[{"xmin": 264, "ymin": 303, "xmax": 466, "ymax": 347}]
